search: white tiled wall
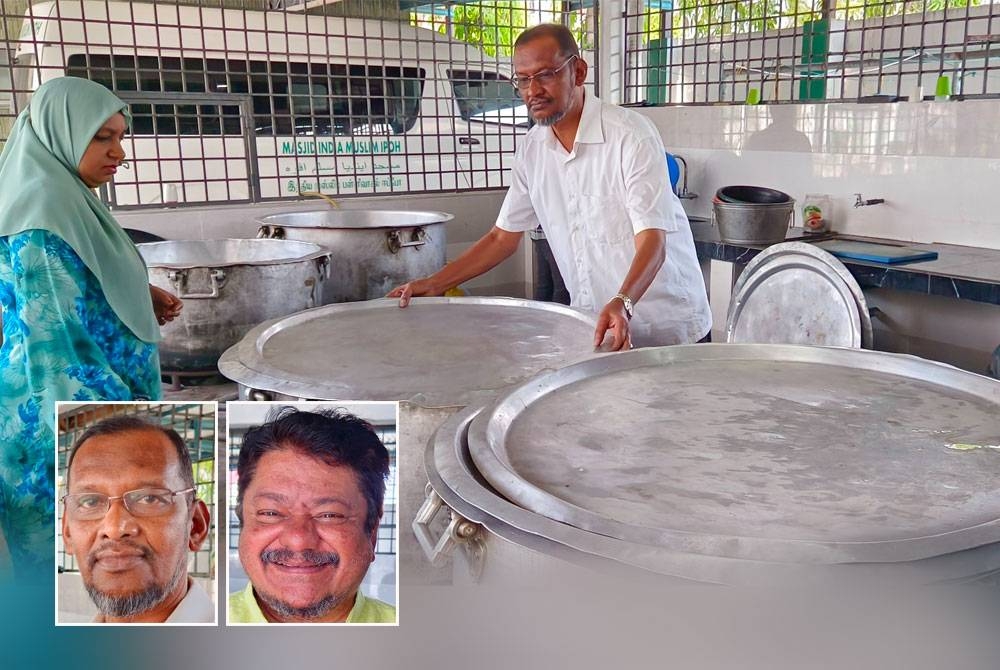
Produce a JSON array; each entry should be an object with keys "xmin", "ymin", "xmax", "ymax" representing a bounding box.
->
[
  {"xmin": 639, "ymin": 100, "xmax": 1000, "ymax": 249},
  {"xmin": 639, "ymin": 100, "xmax": 1000, "ymax": 373}
]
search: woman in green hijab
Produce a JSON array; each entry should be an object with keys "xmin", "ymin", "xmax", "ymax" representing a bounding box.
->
[{"xmin": 0, "ymin": 77, "xmax": 179, "ymax": 574}]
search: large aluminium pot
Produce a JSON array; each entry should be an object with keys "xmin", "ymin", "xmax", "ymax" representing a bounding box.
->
[
  {"xmin": 255, "ymin": 209, "xmax": 451, "ymax": 303},
  {"xmin": 140, "ymin": 238, "xmax": 330, "ymax": 371},
  {"xmin": 217, "ymin": 297, "xmax": 601, "ymax": 585},
  {"xmin": 422, "ymin": 344, "xmax": 1000, "ymax": 586},
  {"xmin": 713, "ymin": 198, "xmax": 795, "ymax": 245}
]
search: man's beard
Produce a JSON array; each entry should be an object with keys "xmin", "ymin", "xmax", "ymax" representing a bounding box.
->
[
  {"xmin": 255, "ymin": 588, "xmax": 345, "ymax": 620},
  {"xmin": 255, "ymin": 548, "xmax": 345, "ymax": 620},
  {"xmin": 84, "ymin": 555, "xmax": 186, "ymax": 618},
  {"xmin": 531, "ymin": 106, "xmax": 567, "ymax": 127}
]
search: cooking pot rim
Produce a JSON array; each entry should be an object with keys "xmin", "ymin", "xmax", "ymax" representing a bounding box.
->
[
  {"xmin": 424, "ymin": 399, "xmax": 1000, "ymax": 584},
  {"xmin": 138, "ymin": 238, "xmax": 330, "ymax": 269},
  {"xmin": 255, "ymin": 209, "xmax": 455, "ymax": 229},
  {"xmin": 464, "ymin": 343, "xmax": 1000, "ymax": 563},
  {"xmin": 716, "ymin": 185, "xmax": 793, "ymax": 204},
  {"xmin": 713, "ymin": 199, "xmax": 795, "ymax": 209},
  {"xmin": 218, "ymin": 296, "xmax": 599, "ymax": 405}
]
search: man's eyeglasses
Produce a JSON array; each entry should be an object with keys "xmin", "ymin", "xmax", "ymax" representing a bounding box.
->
[
  {"xmin": 61, "ymin": 487, "xmax": 196, "ymax": 520},
  {"xmin": 511, "ymin": 54, "xmax": 578, "ymax": 91}
]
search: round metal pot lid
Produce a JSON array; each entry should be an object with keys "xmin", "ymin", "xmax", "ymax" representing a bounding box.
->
[
  {"xmin": 727, "ymin": 254, "xmax": 863, "ymax": 347},
  {"xmin": 465, "ymin": 344, "xmax": 1000, "ymax": 565},
  {"xmin": 425, "ymin": 405, "xmax": 809, "ymax": 583},
  {"xmin": 138, "ymin": 238, "xmax": 329, "ymax": 268},
  {"xmin": 429, "ymin": 402, "xmax": 1000, "ymax": 583},
  {"xmin": 218, "ymin": 297, "xmax": 598, "ymax": 405},
  {"xmin": 256, "ymin": 209, "xmax": 454, "ymax": 230},
  {"xmin": 730, "ymin": 242, "xmax": 873, "ymax": 349}
]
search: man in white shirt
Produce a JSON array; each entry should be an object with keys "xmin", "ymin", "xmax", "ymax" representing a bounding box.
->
[
  {"xmin": 390, "ymin": 23, "xmax": 711, "ymax": 350},
  {"xmin": 60, "ymin": 416, "xmax": 214, "ymax": 624}
]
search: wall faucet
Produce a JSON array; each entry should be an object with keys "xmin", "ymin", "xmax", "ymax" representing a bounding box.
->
[
  {"xmin": 674, "ymin": 155, "xmax": 698, "ymax": 200},
  {"xmin": 854, "ymin": 193, "xmax": 885, "ymax": 208}
]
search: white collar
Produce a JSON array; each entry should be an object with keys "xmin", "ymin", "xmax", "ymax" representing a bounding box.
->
[
  {"xmin": 165, "ymin": 578, "xmax": 215, "ymax": 624},
  {"xmin": 542, "ymin": 90, "xmax": 604, "ymax": 153},
  {"xmin": 574, "ymin": 91, "xmax": 605, "ymax": 145}
]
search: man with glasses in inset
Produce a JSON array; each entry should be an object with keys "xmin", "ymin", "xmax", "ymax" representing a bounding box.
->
[
  {"xmin": 391, "ymin": 23, "xmax": 711, "ymax": 351},
  {"xmin": 60, "ymin": 416, "xmax": 212, "ymax": 624}
]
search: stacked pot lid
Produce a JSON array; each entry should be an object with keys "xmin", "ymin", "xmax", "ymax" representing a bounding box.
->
[
  {"xmin": 218, "ymin": 296, "xmax": 599, "ymax": 403},
  {"xmin": 726, "ymin": 242, "xmax": 873, "ymax": 348},
  {"xmin": 428, "ymin": 343, "xmax": 1000, "ymax": 583}
]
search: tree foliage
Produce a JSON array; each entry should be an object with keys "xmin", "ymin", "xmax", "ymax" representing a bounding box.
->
[
  {"xmin": 653, "ymin": 0, "xmax": 989, "ymax": 40},
  {"xmin": 411, "ymin": 1, "xmax": 592, "ymax": 58},
  {"xmin": 447, "ymin": 1, "xmax": 531, "ymax": 57}
]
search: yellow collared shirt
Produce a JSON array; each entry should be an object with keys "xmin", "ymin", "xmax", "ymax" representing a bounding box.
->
[{"xmin": 229, "ymin": 582, "xmax": 396, "ymax": 624}]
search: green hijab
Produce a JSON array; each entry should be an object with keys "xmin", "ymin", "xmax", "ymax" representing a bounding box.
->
[{"xmin": 0, "ymin": 76, "xmax": 159, "ymax": 343}]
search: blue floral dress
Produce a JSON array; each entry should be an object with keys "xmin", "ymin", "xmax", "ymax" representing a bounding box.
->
[{"xmin": 0, "ymin": 229, "xmax": 160, "ymax": 572}]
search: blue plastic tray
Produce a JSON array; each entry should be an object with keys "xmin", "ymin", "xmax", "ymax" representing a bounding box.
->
[{"xmin": 815, "ymin": 240, "xmax": 939, "ymax": 264}]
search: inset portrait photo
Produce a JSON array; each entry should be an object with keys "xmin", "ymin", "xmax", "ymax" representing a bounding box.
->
[
  {"xmin": 227, "ymin": 402, "xmax": 398, "ymax": 625},
  {"xmin": 55, "ymin": 402, "xmax": 218, "ymax": 625}
]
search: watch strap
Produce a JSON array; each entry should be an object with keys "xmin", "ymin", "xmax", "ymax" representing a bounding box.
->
[{"xmin": 612, "ymin": 292, "xmax": 633, "ymax": 320}]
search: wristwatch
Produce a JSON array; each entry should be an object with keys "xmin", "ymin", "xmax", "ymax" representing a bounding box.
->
[{"xmin": 612, "ymin": 292, "xmax": 633, "ymax": 320}]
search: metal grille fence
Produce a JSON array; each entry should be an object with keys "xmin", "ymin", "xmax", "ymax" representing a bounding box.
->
[
  {"xmin": 1, "ymin": 0, "xmax": 596, "ymax": 209},
  {"xmin": 56, "ymin": 402, "xmax": 218, "ymax": 578},
  {"xmin": 620, "ymin": 0, "xmax": 1000, "ymax": 105}
]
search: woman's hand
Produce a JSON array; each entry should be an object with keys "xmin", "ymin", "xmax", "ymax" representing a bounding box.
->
[{"xmin": 150, "ymin": 284, "xmax": 183, "ymax": 325}]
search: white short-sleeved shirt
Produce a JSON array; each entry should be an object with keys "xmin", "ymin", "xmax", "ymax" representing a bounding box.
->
[
  {"xmin": 166, "ymin": 579, "xmax": 215, "ymax": 624},
  {"xmin": 496, "ymin": 93, "xmax": 712, "ymax": 346}
]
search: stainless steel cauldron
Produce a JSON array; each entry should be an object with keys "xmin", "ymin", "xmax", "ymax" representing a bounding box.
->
[
  {"xmin": 421, "ymin": 344, "xmax": 1000, "ymax": 585},
  {"xmin": 217, "ymin": 297, "xmax": 601, "ymax": 585},
  {"xmin": 140, "ymin": 238, "xmax": 330, "ymax": 371},
  {"xmin": 713, "ymin": 198, "xmax": 795, "ymax": 245},
  {"xmin": 255, "ymin": 209, "xmax": 451, "ymax": 303}
]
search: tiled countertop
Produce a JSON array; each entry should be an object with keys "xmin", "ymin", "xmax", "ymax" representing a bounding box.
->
[{"xmin": 690, "ymin": 220, "xmax": 1000, "ymax": 305}]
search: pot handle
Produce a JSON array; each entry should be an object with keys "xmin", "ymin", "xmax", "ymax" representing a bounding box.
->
[
  {"xmin": 413, "ymin": 484, "xmax": 485, "ymax": 579},
  {"xmin": 167, "ymin": 268, "xmax": 226, "ymax": 299},
  {"xmin": 315, "ymin": 254, "xmax": 331, "ymax": 280},
  {"xmin": 305, "ymin": 277, "xmax": 318, "ymax": 309},
  {"xmin": 257, "ymin": 225, "xmax": 286, "ymax": 239},
  {"xmin": 386, "ymin": 226, "xmax": 427, "ymax": 254},
  {"xmin": 413, "ymin": 485, "xmax": 457, "ymax": 567}
]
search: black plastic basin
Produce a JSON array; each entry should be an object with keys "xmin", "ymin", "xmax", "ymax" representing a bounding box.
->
[{"xmin": 716, "ymin": 185, "xmax": 792, "ymax": 204}]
